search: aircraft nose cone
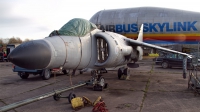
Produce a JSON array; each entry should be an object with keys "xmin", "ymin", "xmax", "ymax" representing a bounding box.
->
[{"xmin": 8, "ymin": 40, "xmax": 51, "ymax": 69}]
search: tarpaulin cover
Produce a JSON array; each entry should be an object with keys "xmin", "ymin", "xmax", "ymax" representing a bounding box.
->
[{"xmin": 57, "ymin": 18, "xmax": 97, "ymax": 37}]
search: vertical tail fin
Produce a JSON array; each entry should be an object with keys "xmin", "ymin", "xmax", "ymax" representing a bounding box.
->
[
  {"xmin": 136, "ymin": 24, "xmax": 143, "ymax": 42},
  {"xmin": 136, "ymin": 24, "xmax": 144, "ymax": 60}
]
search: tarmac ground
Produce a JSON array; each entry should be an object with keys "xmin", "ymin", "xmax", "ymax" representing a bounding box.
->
[{"xmin": 0, "ymin": 58, "xmax": 200, "ymax": 112}]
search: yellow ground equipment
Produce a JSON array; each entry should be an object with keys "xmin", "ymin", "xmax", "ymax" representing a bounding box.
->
[
  {"xmin": 71, "ymin": 97, "xmax": 84, "ymax": 109},
  {"xmin": 71, "ymin": 96, "xmax": 108, "ymax": 112},
  {"xmin": 93, "ymin": 96, "xmax": 102, "ymax": 106}
]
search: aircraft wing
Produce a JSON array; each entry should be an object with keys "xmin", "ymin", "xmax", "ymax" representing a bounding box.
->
[
  {"xmin": 125, "ymin": 24, "xmax": 192, "ymax": 58},
  {"xmin": 125, "ymin": 38, "xmax": 192, "ymax": 58},
  {"xmin": 124, "ymin": 24, "xmax": 191, "ymax": 79}
]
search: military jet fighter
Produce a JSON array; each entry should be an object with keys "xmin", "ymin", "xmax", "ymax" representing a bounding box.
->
[{"xmin": 8, "ymin": 18, "xmax": 191, "ymax": 90}]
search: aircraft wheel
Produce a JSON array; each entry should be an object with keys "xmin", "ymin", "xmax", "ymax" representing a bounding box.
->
[
  {"xmin": 68, "ymin": 93, "xmax": 76, "ymax": 103},
  {"xmin": 80, "ymin": 71, "xmax": 83, "ymax": 74},
  {"xmin": 98, "ymin": 76, "xmax": 105, "ymax": 87},
  {"xmin": 124, "ymin": 68, "xmax": 130, "ymax": 75},
  {"xmin": 162, "ymin": 62, "xmax": 168, "ymax": 69},
  {"xmin": 18, "ymin": 72, "xmax": 29, "ymax": 79},
  {"xmin": 42, "ymin": 69, "xmax": 51, "ymax": 80},
  {"xmin": 53, "ymin": 93, "xmax": 61, "ymax": 101},
  {"xmin": 118, "ymin": 68, "xmax": 123, "ymax": 79},
  {"xmin": 62, "ymin": 69, "xmax": 70, "ymax": 75},
  {"xmin": 93, "ymin": 85, "xmax": 103, "ymax": 91},
  {"xmin": 93, "ymin": 76, "xmax": 105, "ymax": 91},
  {"xmin": 93, "ymin": 86, "xmax": 96, "ymax": 91},
  {"xmin": 104, "ymin": 83, "xmax": 109, "ymax": 89}
]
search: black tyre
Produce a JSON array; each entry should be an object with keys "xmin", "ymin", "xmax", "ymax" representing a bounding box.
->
[
  {"xmin": 18, "ymin": 72, "xmax": 29, "ymax": 79},
  {"xmin": 162, "ymin": 62, "xmax": 168, "ymax": 69},
  {"xmin": 93, "ymin": 85, "xmax": 103, "ymax": 91},
  {"xmin": 104, "ymin": 83, "xmax": 109, "ymax": 89},
  {"xmin": 118, "ymin": 69, "xmax": 123, "ymax": 79},
  {"xmin": 124, "ymin": 68, "xmax": 130, "ymax": 75},
  {"xmin": 80, "ymin": 71, "xmax": 83, "ymax": 74},
  {"xmin": 62, "ymin": 69, "xmax": 70, "ymax": 75},
  {"xmin": 98, "ymin": 76, "xmax": 105, "ymax": 87},
  {"xmin": 93, "ymin": 76, "xmax": 105, "ymax": 91},
  {"xmin": 42, "ymin": 69, "xmax": 51, "ymax": 80},
  {"xmin": 93, "ymin": 86, "xmax": 97, "ymax": 91},
  {"xmin": 53, "ymin": 94, "xmax": 61, "ymax": 101},
  {"xmin": 68, "ymin": 93, "xmax": 76, "ymax": 103}
]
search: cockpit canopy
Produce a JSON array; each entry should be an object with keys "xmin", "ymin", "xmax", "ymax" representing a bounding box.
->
[{"xmin": 49, "ymin": 18, "xmax": 97, "ymax": 37}]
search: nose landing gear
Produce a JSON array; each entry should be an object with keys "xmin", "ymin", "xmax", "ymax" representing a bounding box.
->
[{"xmin": 87, "ymin": 69, "xmax": 108, "ymax": 91}]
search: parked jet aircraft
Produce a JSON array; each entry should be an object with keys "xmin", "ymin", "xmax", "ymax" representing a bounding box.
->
[
  {"xmin": 90, "ymin": 7, "xmax": 200, "ymax": 44},
  {"xmin": 8, "ymin": 18, "xmax": 191, "ymax": 90}
]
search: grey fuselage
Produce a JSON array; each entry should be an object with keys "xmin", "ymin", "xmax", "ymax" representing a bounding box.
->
[
  {"xmin": 45, "ymin": 29, "xmax": 136, "ymax": 70},
  {"xmin": 90, "ymin": 7, "xmax": 200, "ymax": 44},
  {"xmin": 8, "ymin": 29, "xmax": 139, "ymax": 70}
]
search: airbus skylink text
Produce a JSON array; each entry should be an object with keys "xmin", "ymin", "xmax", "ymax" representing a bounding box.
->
[{"xmin": 97, "ymin": 21, "xmax": 198, "ymax": 33}]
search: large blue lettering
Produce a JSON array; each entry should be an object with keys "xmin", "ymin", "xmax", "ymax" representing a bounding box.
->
[
  {"xmin": 109, "ymin": 25, "xmax": 115, "ymax": 32},
  {"xmin": 187, "ymin": 21, "xmax": 197, "ymax": 31},
  {"xmin": 116, "ymin": 25, "xmax": 123, "ymax": 32},
  {"xmin": 173, "ymin": 22, "xmax": 177, "ymax": 31},
  {"xmin": 131, "ymin": 24, "xmax": 138, "ymax": 32},
  {"xmin": 157, "ymin": 23, "xmax": 165, "ymax": 32},
  {"xmin": 149, "ymin": 23, "xmax": 158, "ymax": 32},
  {"xmin": 143, "ymin": 23, "xmax": 149, "ymax": 32},
  {"xmin": 114, "ymin": 21, "xmax": 198, "ymax": 33},
  {"xmin": 99, "ymin": 25, "xmax": 105, "ymax": 31},
  {"xmin": 106, "ymin": 25, "xmax": 109, "ymax": 31},
  {"xmin": 178, "ymin": 22, "xmax": 187, "ymax": 31},
  {"xmin": 166, "ymin": 23, "xmax": 173, "ymax": 32},
  {"xmin": 123, "ymin": 24, "xmax": 131, "ymax": 32}
]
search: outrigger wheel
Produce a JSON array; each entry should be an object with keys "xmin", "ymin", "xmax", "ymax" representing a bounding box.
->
[
  {"xmin": 117, "ymin": 68, "xmax": 130, "ymax": 80},
  {"xmin": 118, "ymin": 69, "xmax": 123, "ymax": 79},
  {"xmin": 53, "ymin": 92, "xmax": 76, "ymax": 103}
]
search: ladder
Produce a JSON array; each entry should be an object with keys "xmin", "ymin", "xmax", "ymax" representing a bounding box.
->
[{"xmin": 188, "ymin": 41, "xmax": 200, "ymax": 95}]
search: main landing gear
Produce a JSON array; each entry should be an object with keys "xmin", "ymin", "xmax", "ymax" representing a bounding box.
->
[
  {"xmin": 118, "ymin": 67, "xmax": 130, "ymax": 80},
  {"xmin": 87, "ymin": 69, "xmax": 108, "ymax": 91}
]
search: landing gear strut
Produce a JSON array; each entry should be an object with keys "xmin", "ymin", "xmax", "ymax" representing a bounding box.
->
[
  {"xmin": 118, "ymin": 67, "xmax": 130, "ymax": 80},
  {"xmin": 87, "ymin": 69, "xmax": 108, "ymax": 91}
]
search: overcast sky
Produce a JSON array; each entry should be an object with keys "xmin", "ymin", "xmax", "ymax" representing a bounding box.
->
[{"xmin": 1, "ymin": 0, "xmax": 200, "ymax": 40}]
